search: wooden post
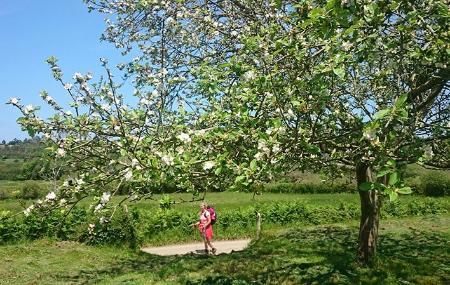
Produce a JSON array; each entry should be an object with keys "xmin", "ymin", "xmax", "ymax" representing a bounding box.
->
[{"xmin": 256, "ymin": 212, "xmax": 261, "ymax": 240}]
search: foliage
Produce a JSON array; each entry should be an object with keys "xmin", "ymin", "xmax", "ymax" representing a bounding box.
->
[
  {"xmin": 19, "ymin": 181, "xmax": 45, "ymax": 200},
  {"xmin": 1, "ymin": 197, "xmax": 447, "ymax": 246},
  {"xmin": 0, "ymin": 215, "xmax": 448, "ymax": 284},
  {"xmin": 256, "ymin": 182, "xmax": 356, "ymax": 194},
  {"xmin": 421, "ymin": 171, "xmax": 450, "ymax": 197}
]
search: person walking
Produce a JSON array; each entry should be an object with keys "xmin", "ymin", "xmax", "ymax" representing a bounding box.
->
[{"xmin": 193, "ymin": 202, "xmax": 217, "ymax": 254}]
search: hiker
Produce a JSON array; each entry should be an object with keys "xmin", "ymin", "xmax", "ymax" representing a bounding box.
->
[{"xmin": 192, "ymin": 202, "xmax": 217, "ymax": 254}]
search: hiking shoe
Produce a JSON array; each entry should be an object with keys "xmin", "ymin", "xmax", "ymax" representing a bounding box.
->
[{"xmin": 211, "ymin": 248, "xmax": 217, "ymax": 255}]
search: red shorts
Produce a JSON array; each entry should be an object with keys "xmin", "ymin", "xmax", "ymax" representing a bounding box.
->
[{"xmin": 200, "ymin": 224, "xmax": 213, "ymax": 240}]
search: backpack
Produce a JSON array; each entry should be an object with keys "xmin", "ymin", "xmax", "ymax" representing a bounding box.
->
[{"xmin": 207, "ymin": 206, "xmax": 217, "ymax": 225}]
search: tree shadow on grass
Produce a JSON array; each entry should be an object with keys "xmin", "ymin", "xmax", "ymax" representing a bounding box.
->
[{"xmin": 57, "ymin": 225, "xmax": 449, "ymax": 285}]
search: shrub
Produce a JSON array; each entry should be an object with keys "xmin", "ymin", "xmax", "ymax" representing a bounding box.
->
[
  {"xmin": 258, "ymin": 182, "xmax": 356, "ymax": 194},
  {"xmin": 19, "ymin": 181, "xmax": 44, "ymax": 199},
  {"xmin": 421, "ymin": 172, "xmax": 450, "ymax": 197}
]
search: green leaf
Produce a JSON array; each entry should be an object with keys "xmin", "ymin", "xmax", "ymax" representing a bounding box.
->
[
  {"xmin": 250, "ymin": 159, "xmax": 258, "ymax": 171},
  {"xmin": 388, "ymin": 190, "xmax": 398, "ymax": 202},
  {"xmin": 275, "ymin": 0, "xmax": 282, "ymax": 9},
  {"xmin": 395, "ymin": 93, "xmax": 408, "ymax": 108},
  {"xmin": 359, "ymin": 182, "xmax": 373, "ymax": 191},
  {"xmin": 214, "ymin": 167, "xmax": 222, "ymax": 176},
  {"xmin": 397, "ymin": 187, "xmax": 412, "ymax": 195},
  {"xmin": 376, "ymin": 169, "xmax": 390, "ymax": 178},
  {"xmin": 388, "ymin": 172, "xmax": 398, "ymax": 186},
  {"xmin": 235, "ymin": 175, "xmax": 246, "ymax": 184},
  {"xmin": 333, "ymin": 68, "xmax": 345, "ymax": 79},
  {"xmin": 373, "ymin": 108, "xmax": 391, "ymax": 120}
]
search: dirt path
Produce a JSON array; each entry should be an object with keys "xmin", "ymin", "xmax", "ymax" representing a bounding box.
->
[{"xmin": 141, "ymin": 239, "xmax": 251, "ymax": 256}]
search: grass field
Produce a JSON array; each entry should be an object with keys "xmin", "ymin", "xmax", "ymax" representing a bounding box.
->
[
  {"xmin": 0, "ymin": 214, "xmax": 448, "ymax": 285},
  {"xmin": 3, "ymin": 190, "xmax": 448, "ymax": 213}
]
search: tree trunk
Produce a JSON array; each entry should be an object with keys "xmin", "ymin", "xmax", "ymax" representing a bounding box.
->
[{"xmin": 356, "ymin": 162, "xmax": 380, "ymax": 266}]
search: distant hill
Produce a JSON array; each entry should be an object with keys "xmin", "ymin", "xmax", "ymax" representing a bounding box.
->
[{"xmin": 0, "ymin": 138, "xmax": 44, "ymax": 160}]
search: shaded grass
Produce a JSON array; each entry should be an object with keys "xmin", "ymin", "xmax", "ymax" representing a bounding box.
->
[{"xmin": 1, "ymin": 215, "xmax": 448, "ymax": 285}]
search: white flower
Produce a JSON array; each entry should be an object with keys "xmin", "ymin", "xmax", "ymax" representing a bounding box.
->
[
  {"xmin": 286, "ymin": 109, "xmax": 295, "ymax": 118},
  {"xmin": 76, "ymin": 178, "xmax": 85, "ymax": 185},
  {"xmin": 44, "ymin": 96, "xmax": 53, "ymax": 102},
  {"xmin": 101, "ymin": 104, "xmax": 111, "ymax": 112},
  {"xmin": 73, "ymin": 72, "xmax": 84, "ymax": 82},
  {"xmin": 177, "ymin": 132, "xmax": 191, "ymax": 143},
  {"xmin": 59, "ymin": 199, "xmax": 67, "ymax": 206},
  {"xmin": 242, "ymin": 70, "xmax": 256, "ymax": 81},
  {"xmin": 56, "ymin": 148, "xmax": 66, "ymax": 157},
  {"xmin": 363, "ymin": 129, "xmax": 377, "ymax": 141},
  {"xmin": 203, "ymin": 161, "xmax": 215, "ymax": 170},
  {"xmin": 254, "ymin": 152, "xmax": 264, "ymax": 160},
  {"xmin": 124, "ymin": 168, "xmax": 133, "ymax": 181},
  {"xmin": 99, "ymin": 217, "xmax": 108, "ymax": 224},
  {"xmin": 195, "ymin": 129, "xmax": 207, "ymax": 137},
  {"xmin": 91, "ymin": 112, "xmax": 101, "ymax": 118},
  {"xmin": 257, "ymin": 139, "xmax": 270, "ymax": 154},
  {"xmin": 45, "ymin": 192, "xmax": 56, "ymax": 201},
  {"xmin": 94, "ymin": 204, "xmax": 103, "ymax": 212},
  {"xmin": 140, "ymin": 98, "xmax": 150, "ymax": 105},
  {"xmin": 65, "ymin": 111, "xmax": 72, "ymax": 116},
  {"xmin": 23, "ymin": 205, "xmax": 34, "ymax": 216},
  {"xmin": 23, "ymin": 105, "xmax": 34, "ymax": 114},
  {"xmin": 100, "ymin": 192, "xmax": 111, "ymax": 204},
  {"xmin": 161, "ymin": 155, "xmax": 174, "ymax": 166},
  {"xmin": 272, "ymin": 144, "xmax": 281, "ymax": 153},
  {"xmin": 88, "ymin": 223, "xmax": 95, "ymax": 234},
  {"xmin": 8, "ymin": 97, "xmax": 19, "ymax": 105},
  {"xmin": 342, "ymin": 41, "xmax": 353, "ymax": 51},
  {"xmin": 64, "ymin": 83, "xmax": 73, "ymax": 90},
  {"xmin": 63, "ymin": 180, "xmax": 70, "ymax": 187},
  {"xmin": 265, "ymin": 128, "xmax": 273, "ymax": 135},
  {"xmin": 151, "ymin": 89, "xmax": 159, "ymax": 97},
  {"xmin": 230, "ymin": 30, "xmax": 238, "ymax": 37}
]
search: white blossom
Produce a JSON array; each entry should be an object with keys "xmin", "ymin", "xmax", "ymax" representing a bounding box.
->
[
  {"xmin": 162, "ymin": 154, "xmax": 174, "ymax": 166},
  {"xmin": 23, "ymin": 105, "xmax": 34, "ymax": 114},
  {"xmin": 94, "ymin": 204, "xmax": 103, "ymax": 212},
  {"xmin": 363, "ymin": 129, "xmax": 377, "ymax": 141},
  {"xmin": 101, "ymin": 104, "xmax": 111, "ymax": 112},
  {"xmin": 124, "ymin": 168, "xmax": 133, "ymax": 181},
  {"xmin": 177, "ymin": 132, "xmax": 191, "ymax": 143},
  {"xmin": 203, "ymin": 161, "xmax": 215, "ymax": 170},
  {"xmin": 59, "ymin": 199, "xmax": 67, "ymax": 206},
  {"xmin": 8, "ymin": 97, "xmax": 19, "ymax": 105},
  {"xmin": 342, "ymin": 41, "xmax": 353, "ymax": 51},
  {"xmin": 45, "ymin": 192, "xmax": 56, "ymax": 201},
  {"xmin": 100, "ymin": 192, "xmax": 111, "ymax": 204},
  {"xmin": 272, "ymin": 144, "xmax": 281, "ymax": 153},
  {"xmin": 56, "ymin": 148, "xmax": 66, "ymax": 157},
  {"xmin": 230, "ymin": 30, "xmax": 238, "ymax": 37},
  {"xmin": 257, "ymin": 139, "xmax": 270, "ymax": 154},
  {"xmin": 254, "ymin": 152, "xmax": 264, "ymax": 160},
  {"xmin": 23, "ymin": 205, "xmax": 34, "ymax": 216},
  {"xmin": 73, "ymin": 72, "xmax": 84, "ymax": 82},
  {"xmin": 242, "ymin": 70, "xmax": 256, "ymax": 81},
  {"xmin": 64, "ymin": 83, "xmax": 73, "ymax": 90}
]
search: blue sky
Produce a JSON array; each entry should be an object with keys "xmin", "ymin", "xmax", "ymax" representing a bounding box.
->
[{"xmin": 0, "ymin": 0, "xmax": 126, "ymax": 142}]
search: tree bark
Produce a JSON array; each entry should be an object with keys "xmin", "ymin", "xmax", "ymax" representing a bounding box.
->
[{"xmin": 356, "ymin": 162, "xmax": 380, "ymax": 266}]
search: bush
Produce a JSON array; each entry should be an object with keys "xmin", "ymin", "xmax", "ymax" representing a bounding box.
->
[
  {"xmin": 421, "ymin": 172, "xmax": 450, "ymax": 197},
  {"xmin": 1, "ymin": 197, "xmax": 448, "ymax": 247},
  {"xmin": 19, "ymin": 181, "xmax": 44, "ymax": 199},
  {"xmin": 258, "ymin": 182, "xmax": 356, "ymax": 194}
]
